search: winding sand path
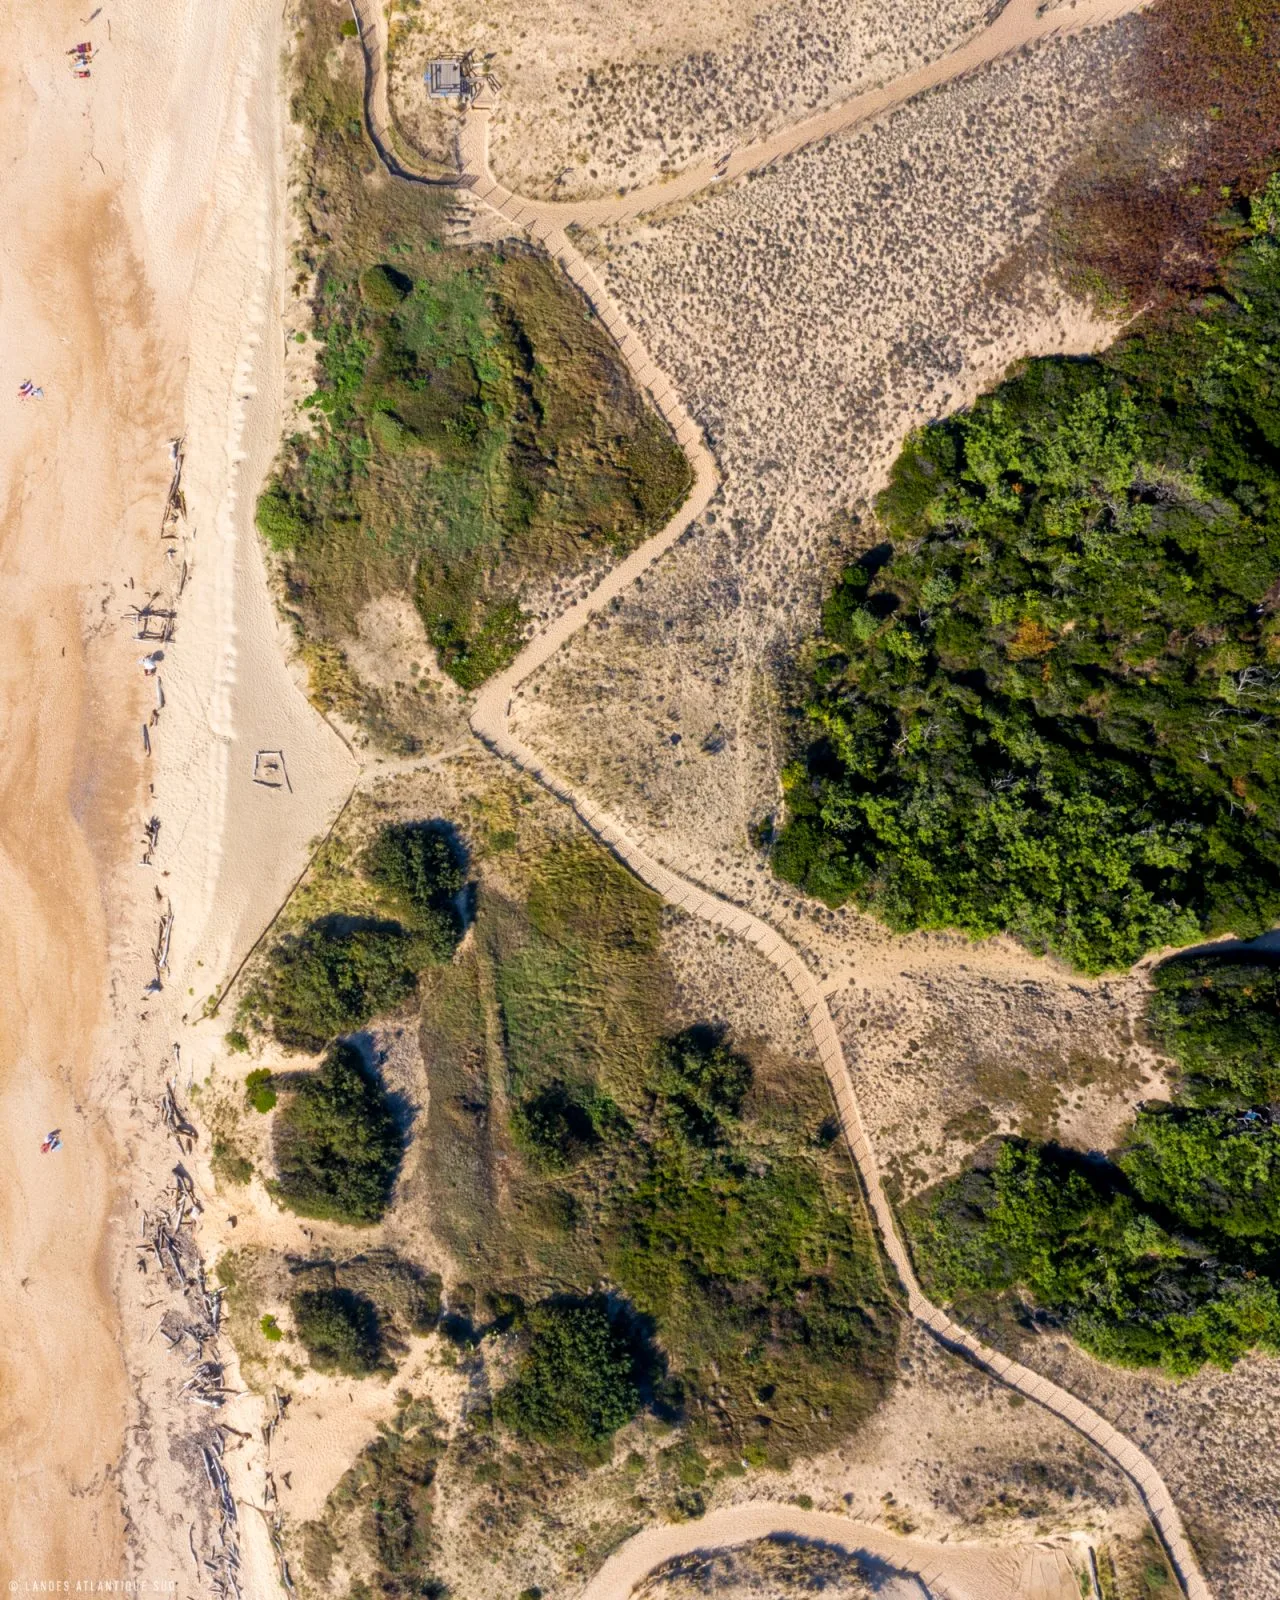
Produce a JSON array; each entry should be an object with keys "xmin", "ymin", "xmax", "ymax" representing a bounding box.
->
[
  {"xmin": 346, "ymin": 1, "xmax": 1210, "ymax": 1595},
  {"xmin": 579, "ymin": 1505, "xmax": 1089, "ymax": 1600}
]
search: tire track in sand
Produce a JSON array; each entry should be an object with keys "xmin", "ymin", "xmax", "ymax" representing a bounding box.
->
[{"xmin": 347, "ymin": 2, "xmax": 1209, "ymax": 1594}]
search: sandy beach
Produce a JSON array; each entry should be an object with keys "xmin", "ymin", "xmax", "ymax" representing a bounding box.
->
[{"xmin": 0, "ymin": 0, "xmax": 352, "ymax": 1585}]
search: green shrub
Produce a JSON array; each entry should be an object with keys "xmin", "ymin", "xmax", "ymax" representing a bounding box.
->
[
  {"xmin": 254, "ymin": 918, "xmax": 423, "ymax": 1052},
  {"xmin": 653, "ymin": 1027, "xmax": 752, "ymax": 1146},
  {"xmin": 493, "ymin": 1298, "xmax": 639, "ymax": 1454},
  {"xmin": 511, "ymin": 1079, "xmax": 623, "ymax": 1169},
  {"xmin": 360, "ymin": 263, "xmax": 413, "ymax": 310},
  {"xmin": 1120, "ymin": 1107, "xmax": 1280, "ymax": 1248},
  {"xmin": 907, "ymin": 1139, "xmax": 1280, "ymax": 1375},
  {"xmin": 339, "ymin": 16, "xmax": 359, "ymax": 38},
  {"xmin": 260, "ymin": 1313, "xmax": 283, "ymax": 1342},
  {"xmin": 224, "ymin": 1028, "xmax": 250, "ymax": 1055},
  {"xmin": 271, "ymin": 1041, "xmax": 402, "ymax": 1224},
  {"xmin": 365, "ymin": 821, "xmax": 465, "ymax": 957},
  {"xmin": 1148, "ymin": 953, "xmax": 1280, "ymax": 1103},
  {"xmin": 255, "ymin": 485, "xmax": 310, "ymax": 552},
  {"xmin": 245, "ymin": 1068, "xmax": 277, "ymax": 1114},
  {"xmin": 291, "ymin": 1285, "xmax": 383, "ymax": 1375},
  {"xmin": 775, "ymin": 213, "xmax": 1280, "ymax": 973}
]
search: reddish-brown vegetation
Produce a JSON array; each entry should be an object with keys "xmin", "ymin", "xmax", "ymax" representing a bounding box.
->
[{"xmin": 1058, "ymin": 0, "xmax": 1280, "ymax": 301}]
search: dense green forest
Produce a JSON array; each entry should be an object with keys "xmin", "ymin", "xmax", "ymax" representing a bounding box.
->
[
  {"xmin": 906, "ymin": 953, "xmax": 1280, "ymax": 1374},
  {"xmin": 775, "ymin": 188, "xmax": 1280, "ymax": 971},
  {"xmin": 259, "ymin": 6, "xmax": 688, "ymax": 712}
]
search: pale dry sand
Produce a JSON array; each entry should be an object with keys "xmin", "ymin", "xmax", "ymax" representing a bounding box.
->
[{"xmin": 0, "ymin": 0, "xmax": 352, "ymax": 1588}]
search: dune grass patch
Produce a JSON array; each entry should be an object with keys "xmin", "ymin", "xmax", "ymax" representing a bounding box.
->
[{"xmin": 265, "ymin": 0, "xmax": 689, "ymax": 725}]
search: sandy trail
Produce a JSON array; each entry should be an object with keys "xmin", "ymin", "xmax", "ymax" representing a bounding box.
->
[
  {"xmin": 455, "ymin": 0, "xmax": 1153, "ymax": 224},
  {"xmin": 582, "ymin": 1505, "xmax": 1089, "ymax": 1600},
  {"xmin": 350, "ymin": 0, "xmax": 1211, "ymax": 1594}
]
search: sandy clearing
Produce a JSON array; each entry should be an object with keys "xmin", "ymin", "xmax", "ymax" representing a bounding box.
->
[
  {"xmin": 582, "ymin": 1506, "xmax": 1090, "ymax": 1600},
  {"xmin": 456, "ymin": 0, "xmax": 1155, "ymax": 227}
]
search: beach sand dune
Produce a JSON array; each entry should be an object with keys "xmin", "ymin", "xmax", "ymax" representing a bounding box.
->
[{"xmin": 0, "ymin": 0, "xmax": 352, "ymax": 1584}]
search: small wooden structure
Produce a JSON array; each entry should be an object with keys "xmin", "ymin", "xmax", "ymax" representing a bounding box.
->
[
  {"xmin": 425, "ymin": 58, "xmax": 463, "ymax": 97},
  {"xmin": 253, "ymin": 749, "xmax": 291, "ymax": 791}
]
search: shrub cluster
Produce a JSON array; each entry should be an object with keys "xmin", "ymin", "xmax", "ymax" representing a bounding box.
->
[
  {"xmin": 250, "ymin": 821, "xmax": 466, "ymax": 1051},
  {"xmin": 492, "ymin": 1297, "xmax": 640, "ymax": 1454},
  {"xmin": 775, "ymin": 206, "xmax": 1280, "ymax": 972},
  {"xmin": 254, "ymin": 917, "xmax": 423, "ymax": 1052},
  {"xmin": 907, "ymin": 953, "xmax": 1280, "ymax": 1375},
  {"xmin": 364, "ymin": 820, "xmax": 465, "ymax": 960},
  {"xmin": 291, "ymin": 1285, "xmax": 384, "ymax": 1376},
  {"xmin": 271, "ymin": 1042, "xmax": 402, "ymax": 1225}
]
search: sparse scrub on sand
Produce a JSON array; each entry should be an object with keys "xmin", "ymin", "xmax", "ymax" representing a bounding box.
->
[
  {"xmin": 775, "ymin": 200, "xmax": 1280, "ymax": 972},
  {"xmin": 300, "ymin": 1394, "xmax": 445, "ymax": 1594},
  {"xmin": 907, "ymin": 951, "xmax": 1280, "ymax": 1375},
  {"xmin": 267, "ymin": 0, "xmax": 688, "ymax": 722},
  {"xmin": 1055, "ymin": 0, "xmax": 1280, "ymax": 302},
  {"xmin": 395, "ymin": 0, "xmax": 988, "ymax": 200},
  {"xmin": 270, "ymin": 1041, "xmax": 403, "ymax": 1225}
]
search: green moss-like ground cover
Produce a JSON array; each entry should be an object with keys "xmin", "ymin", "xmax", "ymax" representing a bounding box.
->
[{"xmin": 775, "ymin": 192, "xmax": 1280, "ymax": 972}]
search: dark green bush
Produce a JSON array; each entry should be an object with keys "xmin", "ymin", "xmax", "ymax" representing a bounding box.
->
[
  {"xmin": 511, "ymin": 1079, "xmax": 623, "ymax": 1169},
  {"xmin": 255, "ymin": 486, "xmax": 311, "ymax": 552},
  {"xmin": 774, "ymin": 208, "xmax": 1280, "ymax": 972},
  {"xmin": 255, "ymin": 917, "xmax": 423, "ymax": 1051},
  {"xmin": 365, "ymin": 821, "xmax": 465, "ymax": 958},
  {"xmin": 1120, "ymin": 1107, "xmax": 1280, "ymax": 1249},
  {"xmin": 907, "ymin": 1139, "xmax": 1280, "ymax": 1375},
  {"xmin": 291, "ymin": 1285, "xmax": 383, "ymax": 1375},
  {"xmin": 1148, "ymin": 953, "xmax": 1280, "ymax": 1103},
  {"xmin": 271, "ymin": 1041, "xmax": 402, "ymax": 1224},
  {"xmin": 653, "ymin": 1027, "xmax": 752, "ymax": 1146},
  {"xmin": 493, "ymin": 1298, "xmax": 639, "ymax": 1454},
  {"xmin": 360, "ymin": 263, "xmax": 412, "ymax": 310},
  {"xmin": 245, "ymin": 1068, "xmax": 277, "ymax": 1114}
]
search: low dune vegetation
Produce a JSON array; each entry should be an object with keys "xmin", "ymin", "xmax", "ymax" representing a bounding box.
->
[
  {"xmin": 242, "ymin": 819, "xmax": 466, "ymax": 1051},
  {"xmin": 906, "ymin": 951, "xmax": 1280, "ymax": 1375},
  {"xmin": 775, "ymin": 189, "xmax": 1280, "ymax": 972},
  {"xmin": 261, "ymin": 0, "xmax": 689, "ymax": 725},
  {"xmin": 420, "ymin": 835, "xmax": 899, "ymax": 1477},
  {"xmin": 1056, "ymin": 0, "xmax": 1279, "ymax": 303}
]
